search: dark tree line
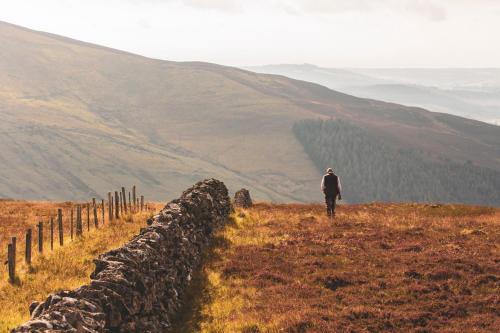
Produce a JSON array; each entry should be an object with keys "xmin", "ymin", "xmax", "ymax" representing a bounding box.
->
[{"xmin": 293, "ymin": 119, "xmax": 500, "ymax": 206}]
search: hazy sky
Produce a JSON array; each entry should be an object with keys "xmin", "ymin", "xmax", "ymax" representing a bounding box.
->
[{"xmin": 1, "ymin": 0, "xmax": 500, "ymax": 67}]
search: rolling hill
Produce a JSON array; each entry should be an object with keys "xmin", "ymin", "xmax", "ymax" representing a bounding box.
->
[
  {"xmin": 1, "ymin": 21, "xmax": 499, "ymax": 204},
  {"xmin": 247, "ymin": 64, "xmax": 500, "ymax": 125},
  {"xmin": 294, "ymin": 119, "xmax": 500, "ymax": 205}
]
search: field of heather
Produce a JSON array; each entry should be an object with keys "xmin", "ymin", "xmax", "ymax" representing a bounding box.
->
[
  {"xmin": 0, "ymin": 200, "xmax": 163, "ymax": 332},
  {"xmin": 179, "ymin": 203, "xmax": 499, "ymax": 333},
  {"xmin": 2, "ymin": 200, "xmax": 498, "ymax": 332}
]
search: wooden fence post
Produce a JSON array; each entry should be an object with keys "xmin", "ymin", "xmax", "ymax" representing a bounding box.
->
[
  {"xmin": 121, "ymin": 187, "xmax": 127, "ymax": 213},
  {"xmin": 128, "ymin": 192, "xmax": 132, "ymax": 213},
  {"xmin": 141, "ymin": 195, "xmax": 144, "ymax": 212},
  {"xmin": 58, "ymin": 209, "xmax": 63, "ymax": 246},
  {"xmin": 108, "ymin": 192, "xmax": 113, "ymax": 221},
  {"xmin": 82, "ymin": 205, "xmax": 85, "ymax": 232},
  {"xmin": 70, "ymin": 208, "xmax": 74, "ymax": 240},
  {"xmin": 92, "ymin": 198, "xmax": 98, "ymax": 228},
  {"xmin": 115, "ymin": 191, "xmax": 120, "ymax": 219},
  {"xmin": 119, "ymin": 191, "xmax": 123, "ymax": 214},
  {"xmin": 50, "ymin": 217, "xmax": 54, "ymax": 250},
  {"xmin": 86, "ymin": 203, "xmax": 90, "ymax": 231},
  {"xmin": 76, "ymin": 205, "xmax": 82, "ymax": 237},
  {"xmin": 25, "ymin": 229, "xmax": 32, "ymax": 265},
  {"xmin": 8, "ymin": 239, "xmax": 16, "ymax": 283},
  {"xmin": 77, "ymin": 205, "xmax": 81, "ymax": 236},
  {"xmin": 101, "ymin": 199, "xmax": 105, "ymax": 225},
  {"xmin": 12, "ymin": 235, "xmax": 17, "ymax": 254},
  {"xmin": 80, "ymin": 205, "xmax": 84, "ymax": 235},
  {"xmin": 132, "ymin": 185, "xmax": 136, "ymax": 212},
  {"xmin": 111, "ymin": 196, "xmax": 114, "ymax": 221},
  {"xmin": 7, "ymin": 243, "xmax": 13, "ymax": 282},
  {"xmin": 38, "ymin": 222, "xmax": 43, "ymax": 253}
]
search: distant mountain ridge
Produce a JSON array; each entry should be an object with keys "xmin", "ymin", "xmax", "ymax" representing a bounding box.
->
[
  {"xmin": 246, "ymin": 64, "xmax": 500, "ymax": 125},
  {"xmin": 1, "ymin": 21, "xmax": 499, "ymax": 205}
]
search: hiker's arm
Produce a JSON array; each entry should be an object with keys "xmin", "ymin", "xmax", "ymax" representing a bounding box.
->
[
  {"xmin": 321, "ymin": 176, "xmax": 325, "ymax": 192},
  {"xmin": 338, "ymin": 178, "xmax": 342, "ymax": 200}
]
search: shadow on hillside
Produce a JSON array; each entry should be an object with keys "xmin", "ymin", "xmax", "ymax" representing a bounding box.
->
[{"xmin": 171, "ymin": 216, "xmax": 236, "ymax": 332}]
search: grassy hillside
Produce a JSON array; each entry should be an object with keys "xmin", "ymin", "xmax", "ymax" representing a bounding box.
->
[
  {"xmin": 1, "ymin": 21, "xmax": 499, "ymax": 204},
  {"xmin": 0, "ymin": 200, "xmax": 162, "ymax": 332},
  {"xmin": 0, "ymin": 21, "xmax": 320, "ymax": 202},
  {"xmin": 293, "ymin": 119, "xmax": 500, "ymax": 205},
  {"xmin": 179, "ymin": 203, "xmax": 499, "ymax": 332}
]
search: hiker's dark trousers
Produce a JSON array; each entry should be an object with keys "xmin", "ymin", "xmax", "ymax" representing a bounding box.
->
[{"xmin": 324, "ymin": 192, "xmax": 337, "ymax": 216}]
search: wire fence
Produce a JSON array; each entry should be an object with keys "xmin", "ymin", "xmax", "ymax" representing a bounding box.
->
[{"xmin": 2, "ymin": 185, "xmax": 155, "ymax": 283}]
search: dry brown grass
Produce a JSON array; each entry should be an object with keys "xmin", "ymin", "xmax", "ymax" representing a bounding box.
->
[
  {"xmin": 0, "ymin": 200, "xmax": 163, "ymax": 332},
  {"xmin": 184, "ymin": 203, "xmax": 499, "ymax": 333}
]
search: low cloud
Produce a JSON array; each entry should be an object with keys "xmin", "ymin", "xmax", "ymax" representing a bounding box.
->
[
  {"xmin": 123, "ymin": 0, "xmax": 244, "ymax": 12},
  {"xmin": 177, "ymin": 0, "xmax": 242, "ymax": 11},
  {"xmin": 120, "ymin": 0, "xmax": 500, "ymax": 23},
  {"xmin": 139, "ymin": 0, "xmax": 448, "ymax": 21},
  {"xmin": 404, "ymin": 0, "xmax": 447, "ymax": 21},
  {"xmin": 285, "ymin": 0, "xmax": 448, "ymax": 21}
]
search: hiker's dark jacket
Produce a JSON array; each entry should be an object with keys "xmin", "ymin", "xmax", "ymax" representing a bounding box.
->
[{"xmin": 321, "ymin": 173, "xmax": 342, "ymax": 196}]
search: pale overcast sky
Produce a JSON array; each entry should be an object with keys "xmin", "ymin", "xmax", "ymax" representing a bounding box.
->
[{"xmin": 1, "ymin": 0, "xmax": 500, "ymax": 67}]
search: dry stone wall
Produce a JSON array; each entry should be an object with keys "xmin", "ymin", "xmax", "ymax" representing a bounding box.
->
[
  {"xmin": 13, "ymin": 179, "xmax": 231, "ymax": 333},
  {"xmin": 234, "ymin": 188, "xmax": 252, "ymax": 208}
]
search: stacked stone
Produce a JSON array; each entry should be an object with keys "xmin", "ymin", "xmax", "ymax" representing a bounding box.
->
[
  {"xmin": 13, "ymin": 179, "xmax": 231, "ymax": 333},
  {"xmin": 234, "ymin": 188, "xmax": 252, "ymax": 208}
]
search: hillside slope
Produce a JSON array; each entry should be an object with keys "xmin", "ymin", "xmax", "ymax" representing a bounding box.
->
[
  {"xmin": 294, "ymin": 119, "xmax": 500, "ymax": 205},
  {"xmin": 247, "ymin": 64, "xmax": 500, "ymax": 124},
  {"xmin": 1, "ymin": 21, "xmax": 499, "ymax": 203}
]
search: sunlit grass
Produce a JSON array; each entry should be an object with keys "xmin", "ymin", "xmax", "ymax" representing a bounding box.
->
[
  {"xmin": 189, "ymin": 202, "xmax": 499, "ymax": 332},
  {"xmin": 3, "ymin": 201, "xmax": 498, "ymax": 332},
  {"xmin": 0, "ymin": 200, "xmax": 163, "ymax": 333}
]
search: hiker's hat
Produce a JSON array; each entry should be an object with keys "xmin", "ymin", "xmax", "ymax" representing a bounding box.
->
[{"xmin": 327, "ymin": 168, "xmax": 334, "ymax": 174}]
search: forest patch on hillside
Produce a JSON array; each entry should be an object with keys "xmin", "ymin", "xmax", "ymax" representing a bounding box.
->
[{"xmin": 293, "ymin": 119, "xmax": 500, "ymax": 205}]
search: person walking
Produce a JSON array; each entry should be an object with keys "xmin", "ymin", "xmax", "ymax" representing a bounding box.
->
[{"xmin": 321, "ymin": 168, "xmax": 342, "ymax": 217}]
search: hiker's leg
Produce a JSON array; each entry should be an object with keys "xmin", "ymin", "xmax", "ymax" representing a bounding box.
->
[
  {"xmin": 325, "ymin": 194, "xmax": 332, "ymax": 216},
  {"xmin": 331, "ymin": 198, "xmax": 337, "ymax": 216}
]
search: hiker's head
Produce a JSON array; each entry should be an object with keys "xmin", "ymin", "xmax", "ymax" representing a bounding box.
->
[{"xmin": 326, "ymin": 168, "xmax": 334, "ymax": 174}]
